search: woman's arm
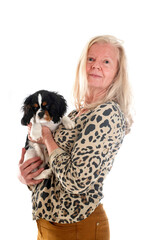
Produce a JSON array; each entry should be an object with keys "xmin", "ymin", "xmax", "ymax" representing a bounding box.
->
[
  {"xmin": 43, "ymin": 129, "xmax": 59, "ymax": 155},
  {"xmin": 48, "ymin": 102, "xmax": 126, "ymax": 194}
]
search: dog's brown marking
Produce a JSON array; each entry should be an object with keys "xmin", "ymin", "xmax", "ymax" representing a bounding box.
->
[
  {"xmin": 33, "ymin": 103, "xmax": 39, "ymax": 108},
  {"xmin": 44, "ymin": 110, "xmax": 52, "ymax": 121},
  {"xmin": 42, "ymin": 101, "xmax": 47, "ymax": 106}
]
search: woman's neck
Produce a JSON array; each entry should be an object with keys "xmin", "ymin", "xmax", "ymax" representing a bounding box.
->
[{"xmin": 85, "ymin": 87, "xmax": 106, "ymax": 105}]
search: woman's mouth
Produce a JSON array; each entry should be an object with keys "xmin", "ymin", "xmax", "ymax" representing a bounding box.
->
[{"xmin": 89, "ymin": 74, "xmax": 102, "ymax": 78}]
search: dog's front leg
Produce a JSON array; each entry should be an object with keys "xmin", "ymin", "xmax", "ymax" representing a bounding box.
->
[
  {"xmin": 30, "ymin": 123, "xmax": 42, "ymax": 141},
  {"xmin": 61, "ymin": 116, "xmax": 75, "ymax": 129},
  {"xmin": 34, "ymin": 169, "xmax": 53, "ymax": 180}
]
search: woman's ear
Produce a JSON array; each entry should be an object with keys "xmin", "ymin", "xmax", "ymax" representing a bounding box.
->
[{"xmin": 21, "ymin": 95, "xmax": 34, "ymax": 126}]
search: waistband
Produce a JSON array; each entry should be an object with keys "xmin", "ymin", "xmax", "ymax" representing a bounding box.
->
[{"xmin": 37, "ymin": 204, "xmax": 108, "ymax": 229}]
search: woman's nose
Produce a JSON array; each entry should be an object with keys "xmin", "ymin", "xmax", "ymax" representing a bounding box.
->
[{"xmin": 91, "ymin": 61, "xmax": 101, "ymax": 70}]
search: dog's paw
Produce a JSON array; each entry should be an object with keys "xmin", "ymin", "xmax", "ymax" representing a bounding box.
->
[
  {"xmin": 61, "ymin": 116, "xmax": 75, "ymax": 129},
  {"xmin": 34, "ymin": 169, "xmax": 52, "ymax": 180}
]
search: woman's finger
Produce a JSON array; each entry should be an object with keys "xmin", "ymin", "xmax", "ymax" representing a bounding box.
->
[
  {"xmin": 19, "ymin": 148, "xmax": 26, "ymax": 165},
  {"xmin": 27, "ymin": 123, "xmax": 32, "ymax": 136},
  {"xmin": 27, "ymin": 123, "xmax": 32, "ymax": 128},
  {"xmin": 27, "ymin": 167, "xmax": 45, "ymax": 180},
  {"xmin": 23, "ymin": 160, "xmax": 43, "ymax": 177},
  {"xmin": 20, "ymin": 156, "xmax": 41, "ymax": 171}
]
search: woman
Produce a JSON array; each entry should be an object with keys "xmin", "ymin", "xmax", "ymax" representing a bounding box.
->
[{"xmin": 18, "ymin": 35, "xmax": 133, "ymax": 240}]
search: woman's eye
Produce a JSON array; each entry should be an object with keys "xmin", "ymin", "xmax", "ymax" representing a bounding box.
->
[
  {"xmin": 104, "ymin": 60, "xmax": 109, "ymax": 64},
  {"xmin": 87, "ymin": 57, "xmax": 94, "ymax": 62}
]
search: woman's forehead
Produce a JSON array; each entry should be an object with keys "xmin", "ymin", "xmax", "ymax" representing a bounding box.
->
[{"xmin": 88, "ymin": 42, "xmax": 119, "ymax": 59}]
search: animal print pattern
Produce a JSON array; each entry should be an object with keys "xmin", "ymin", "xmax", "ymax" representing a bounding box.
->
[{"xmin": 31, "ymin": 101, "xmax": 126, "ymax": 223}]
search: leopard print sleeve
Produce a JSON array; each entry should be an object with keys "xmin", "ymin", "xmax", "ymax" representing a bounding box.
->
[{"xmin": 49, "ymin": 102, "xmax": 126, "ymax": 194}]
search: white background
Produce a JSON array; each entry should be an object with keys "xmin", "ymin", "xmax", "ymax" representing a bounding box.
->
[{"xmin": 0, "ymin": 0, "xmax": 157, "ymax": 239}]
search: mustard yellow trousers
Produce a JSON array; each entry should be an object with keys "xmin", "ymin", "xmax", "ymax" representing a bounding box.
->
[{"xmin": 36, "ymin": 204, "xmax": 110, "ymax": 240}]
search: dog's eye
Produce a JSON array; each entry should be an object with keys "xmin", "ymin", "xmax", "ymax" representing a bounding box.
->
[
  {"xmin": 33, "ymin": 103, "xmax": 39, "ymax": 110},
  {"xmin": 33, "ymin": 107, "xmax": 38, "ymax": 111},
  {"xmin": 42, "ymin": 101, "xmax": 49, "ymax": 109},
  {"xmin": 42, "ymin": 101, "xmax": 47, "ymax": 106},
  {"xmin": 33, "ymin": 103, "xmax": 38, "ymax": 107}
]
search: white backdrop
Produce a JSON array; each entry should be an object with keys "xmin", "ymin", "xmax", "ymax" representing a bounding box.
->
[{"xmin": 0, "ymin": 0, "xmax": 157, "ymax": 239}]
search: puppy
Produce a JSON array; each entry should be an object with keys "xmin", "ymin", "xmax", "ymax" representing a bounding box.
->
[{"xmin": 21, "ymin": 90, "xmax": 74, "ymax": 180}]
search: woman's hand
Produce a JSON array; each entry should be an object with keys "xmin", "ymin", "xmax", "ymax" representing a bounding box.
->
[{"xmin": 18, "ymin": 148, "xmax": 44, "ymax": 185}]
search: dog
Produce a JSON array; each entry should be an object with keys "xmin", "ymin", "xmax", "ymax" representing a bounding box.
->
[{"xmin": 21, "ymin": 89, "xmax": 75, "ymax": 180}]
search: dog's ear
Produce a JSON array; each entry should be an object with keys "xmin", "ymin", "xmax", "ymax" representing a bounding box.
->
[
  {"xmin": 56, "ymin": 94, "xmax": 67, "ymax": 118},
  {"xmin": 21, "ymin": 95, "xmax": 34, "ymax": 126},
  {"xmin": 49, "ymin": 92, "xmax": 67, "ymax": 123}
]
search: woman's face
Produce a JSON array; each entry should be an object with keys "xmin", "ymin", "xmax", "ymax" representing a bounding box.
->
[{"xmin": 86, "ymin": 42, "xmax": 119, "ymax": 90}]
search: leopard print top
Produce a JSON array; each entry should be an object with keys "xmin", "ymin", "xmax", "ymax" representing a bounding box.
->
[{"xmin": 31, "ymin": 101, "xmax": 126, "ymax": 223}]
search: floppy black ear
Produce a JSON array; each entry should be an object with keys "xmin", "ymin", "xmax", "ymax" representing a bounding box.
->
[
  {"xmin": 21, "ymin": 95, "xmax": 34, "ymax": 126},
  {"xmin": 49, "ymin": 92, "xmax": 67, "ymax": 123},
  {"xmin": 56, "ymin": 93, "xmax": 67, "ymax": 117}
]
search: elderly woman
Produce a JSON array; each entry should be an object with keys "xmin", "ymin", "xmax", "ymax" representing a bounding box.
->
[{"xmin": 18, "ymin": 35, "xmax": 133, "ymax": 240}]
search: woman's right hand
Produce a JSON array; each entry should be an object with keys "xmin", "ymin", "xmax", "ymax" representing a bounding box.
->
[{"xmin": 18, "ymin": 148, "xmax": 44, "ymax": 186}]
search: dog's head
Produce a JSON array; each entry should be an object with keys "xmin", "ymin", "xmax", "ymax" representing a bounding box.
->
[{"xmin": 21, "ymin": 90, "xmax": 67, "ymax": 126}]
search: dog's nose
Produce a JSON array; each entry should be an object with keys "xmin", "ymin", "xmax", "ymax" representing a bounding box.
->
[{"xmin": 38, "ymin": 111, "xmax": 45, "ymax": 119}]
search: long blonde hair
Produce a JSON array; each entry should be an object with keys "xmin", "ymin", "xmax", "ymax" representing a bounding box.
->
[{"xmin": 73, "ymin": 35, "xmax": 133, "ymax": 133}]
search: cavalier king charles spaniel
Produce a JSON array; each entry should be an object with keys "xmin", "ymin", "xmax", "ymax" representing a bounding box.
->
[{"xmin": 21, "ymin": 90, "xmax": 75, "ymax": 180}]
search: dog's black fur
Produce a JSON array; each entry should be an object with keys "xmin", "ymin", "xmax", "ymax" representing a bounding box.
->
[{"xmin": 21, "ymin": 89, "xmax": 67, "ymax": 126}]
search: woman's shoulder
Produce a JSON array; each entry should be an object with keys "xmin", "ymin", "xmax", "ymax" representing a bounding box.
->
[
  {"xmin": 67, "ymin": 101, "xmax": 125, "ymax": 123},
  {"xmin": 67, "ymin": 109, "xmax": 77, "ymax": 118},
  {"xmin": 94, "ymin": 101, "xmax": 126, "ymax": 131},
  {"xmin": 94, "ymin": 101, "xmax": 123, "ymax": 116}
]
